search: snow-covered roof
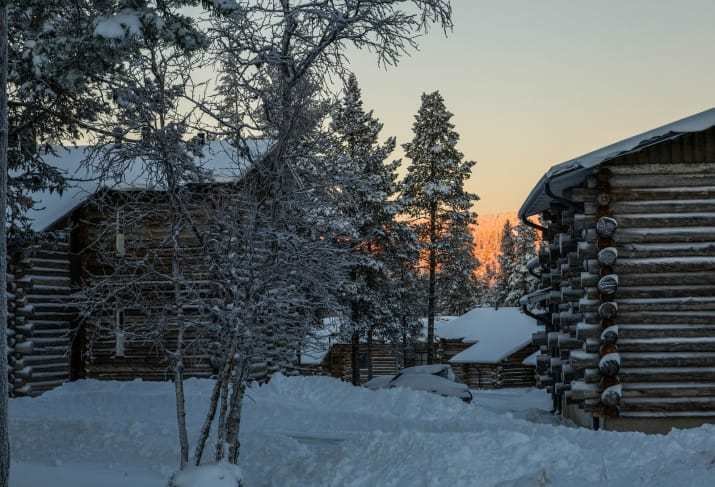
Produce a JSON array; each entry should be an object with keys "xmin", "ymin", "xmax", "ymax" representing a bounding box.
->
[
  {"xmin": 519, "ymin": 107, "xmax": 715, "ymax": 218},
  {"xmin": 417, "ymin": 316, "xmax": 458, "ymax": 341},
  {"xmin": 26, "ymin": 140, "xmax": 266, "ymax": 232},
  {"xmin": 521, "ymin": 351, "xmax": 538, "ymax": 366},
  {"xmin": 445, "ymin": 307, "xmax": 534, "ymax": 364}
]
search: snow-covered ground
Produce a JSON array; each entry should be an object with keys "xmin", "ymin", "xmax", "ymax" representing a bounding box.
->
[{"xmin": 9, "ymin": 375, "xmax": 715, "ymax": 486}]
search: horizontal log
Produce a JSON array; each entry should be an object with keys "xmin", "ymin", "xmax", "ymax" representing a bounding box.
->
[
  {"xmin": 610, "ymin": 174, "xmax": 715, "ymax": 188},
  {"xmin": 613, "ymin": 227, "xmax": 715, "ymax": 244},
  {"xmin": 613, "ymin": 256, "xmax": 715, "ymax": 274},
  {"xmin": 597, "ymin": 200, "xmax": 715, "ymax": 215},
  {"xmin": 569, "ymin": 350, "xmax": 599, "ymax": 370},
  {"xmin": 620, "ymin": 397, "xmax": 715, "ymax": 413},
  {"xmin": 623, "ymin": 383, "xmax": 715, "ymax": 398},
  {"xmin": 619, "ymin": 242, "xmax": 715, "ymax": 259},
  {"xmin": 616, "ymin": 298, "xmax": 715, "ymax": 313},
  {"xmin": 605, "ymin": 212, "xmax": 715, "ymax": 229},
  {"xmin": 606, "ymin": 162, "xmax": 715, "ymax": 176},
  {"xmin": 576, "ymin": 322, "xmax": 601, "ymax": 341},
  {"xmin": 568, "ymin": 380, "xmax": 600, "ymax": 400},
  {"xmin": 572, "ymin": 186, "xmax": 715, "ymax": 204},
  {"xmin": 617, "ymin": 337, "xmax": 715, "ymax": 353},
  {"xmin": 618, "ymin": 324, "xmax": 715, "ymax": 339},
  {"xmin": 617, "ymin": 311, "xmax": 715, "ymax": 325},
  {"xmin": 607, "ymin": 367, "xmax": 715, "ymax": 383}
]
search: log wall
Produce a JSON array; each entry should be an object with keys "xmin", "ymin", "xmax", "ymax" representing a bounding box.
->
[
  {"xmin": 8, "ymin": 233, "xmax": 75, "ymax": 397},
  {"xmin": 527, "ymin": 126, "xmax": 715, "ymax": 430}
]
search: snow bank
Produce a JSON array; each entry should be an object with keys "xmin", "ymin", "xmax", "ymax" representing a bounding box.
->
[
  {"xmin": 169, "ymin": 464, "xmax": 243, "ymax": 487},
  {"xmin": 10, "ymin": 375, "xmax": 715, "ymax": 487}
]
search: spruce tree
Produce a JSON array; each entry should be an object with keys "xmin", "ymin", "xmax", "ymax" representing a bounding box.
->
[
  {"xmin": 494, "ymin": 220, "xmax": 538, "ymax": 307},
  {"xmin": 330, "ymin": 74, "xmax": 403, "ymax": 383},
  {"xmin": 437, "ymin": 215, "xmax": 481, "ymax": 315},
  {"xmin": 505, "ymin": 221, "xmax": 538, "ymax": 306},
  {"xmin": 401, "ymin": 91, "xmax": 478, "ymax": 363},
  {"xmin": 494, "ymin": 220, "xmax": 515, "ymax": 307}
]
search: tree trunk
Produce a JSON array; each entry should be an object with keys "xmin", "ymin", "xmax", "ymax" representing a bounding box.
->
[
  {"xmin": 401, "ymin": 316, "xmax": 408, "ymax": 368},
  {"xmin": 226, "ymin": 359, "xmax": 247, "ymax": 465},
  {"xmin": 174, "ymin": 327, "xmax": 189, "ymax": 469},
  {"xmin": 194, "ymin": 341, "xmax": 235, "ymax": 466},
  {"xmin": 427, "ymin": 204, "xmax": 437, "ymax": 365},
  {"xmin": 351, "ymin": 330, "xmax": 360, "ymax": 386},
  {"xmin": 172, "ymin": 252, "xmax": 189, "ymax": 469},
  {"xmin": 0, "ymin": 6, "xmax": 10, "ymax": 484},
  {"xmin": 367, "ymin": 326, "xmax": 374, "ymax": 380}
]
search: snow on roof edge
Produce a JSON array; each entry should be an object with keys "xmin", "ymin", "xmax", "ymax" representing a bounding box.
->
[
  {"xmin": 519, "ymin": 107, "xmax": 715, "ymax": 218},
  {"xmin": 449, "ymin": 336, "xmax": 532, "ymax": 365},
  {"xmin": 27, "ymin": 140, "xmax": 266, "ymax": 232}
]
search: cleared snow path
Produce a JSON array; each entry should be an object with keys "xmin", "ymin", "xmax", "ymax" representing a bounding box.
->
[{"xmin": 9, "ymin": 375, "xmax": 715, "ymax": 486}]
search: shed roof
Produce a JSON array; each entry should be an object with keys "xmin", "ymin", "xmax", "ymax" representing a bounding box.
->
[
  {"xmin": 444, "ymin": 307, "xmax": 534, "ymax": 364},
  {"xmin": 519, "ymin": 107, "xmax": 715, "ymax": 218},
  {"xmin": 26, "ymin": 140, "xmax": 265, "ymax": 232}
]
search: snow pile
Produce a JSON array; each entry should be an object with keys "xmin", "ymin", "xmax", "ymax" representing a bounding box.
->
[
  {"xmin": 169, "ymin": 464, "xmax": 243, "ymax": 487},
  {"xmin": 10, "ymin": 375, "xmax": 715, "ymax": 486}
]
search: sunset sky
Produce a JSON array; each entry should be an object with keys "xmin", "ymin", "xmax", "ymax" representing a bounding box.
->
[{"xmin": 346, "ymin": 0, "xmax": 715, "ymax": 214}]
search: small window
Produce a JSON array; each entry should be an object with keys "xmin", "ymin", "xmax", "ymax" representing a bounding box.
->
[{"xmin": 358, "ymin": 352, "xmax": 369, "ymax": 369}]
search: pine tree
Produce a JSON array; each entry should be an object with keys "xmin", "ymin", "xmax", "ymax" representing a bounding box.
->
[
  {"xmin": 494, "ymin": 220, "xmax": 515, "ymax": 307},
  {"xmin": 437, "ymin": 214, "xmax": 481, "ymax": 315},
  {"xmin": 401, "ymin": 91, "xmax": 478, "ymax": 363},
  {"xmin": 493, "ymin": 220, "xmax": 538, "ymax": 307},
  {"xmin": 505, "ymin": 222, "xmax": 538, "ymax": 305},
  {"xmin": 330, "ymin": 74, "xmax": 402, "ymax": 384}
]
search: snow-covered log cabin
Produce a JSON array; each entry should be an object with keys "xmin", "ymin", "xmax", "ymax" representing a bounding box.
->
[
  {"xmin": 439, "ymin": 307, "xmax": 536, "ymax": 389},
  {"xmin": 6, "ymin": 141, "xmax": 277, "ymax": 396},
  {"xmin": 520, "ymin": 107, "xmax": 715, "ymax": 432}
]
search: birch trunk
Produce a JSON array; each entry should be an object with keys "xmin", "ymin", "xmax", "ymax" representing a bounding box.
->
[{"xmin": 0, "ymin": 6, "xmax": 9, "ymax": 485}]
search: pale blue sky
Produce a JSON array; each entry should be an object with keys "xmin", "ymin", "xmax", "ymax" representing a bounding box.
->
[{"xmin": 346, "ymin": 0, "xmax": 715, "ymax": 213}]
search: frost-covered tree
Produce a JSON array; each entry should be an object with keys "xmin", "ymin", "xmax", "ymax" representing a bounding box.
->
[
  {"xmin": 198, "ymin": 0, "xmax": 455, "ymax": 466},
  {"xmin": 437, "ymin": 215, "xmax": 481, "ymax": 315},
  {"xmin": 493, "ymin": 220, "xmax": 537, "ymax": 307},
  {"xmin": 401, "ymin": 91, "xmax": 478, "ymax": 363},
  {"xmin": 78, "ymin": 1, "xmax": 212, "ymax": 470},
  {"xmin": 1, "ymin": 2, "xmax": 149, "ymax": 482},
  {"xmin": 505, "ymin": 221, "xmax": 538, "ymax": 306},
  {"xmin": 329, "ymin": 74, "xmax": 402, "ymax": 384},
  {"xmin": 494, "ymin": 220, "xmax": 515, "ymax": 307},
  {"xmin": 7, "ymin": 1, "xmax": 131, "ymax": 235}
]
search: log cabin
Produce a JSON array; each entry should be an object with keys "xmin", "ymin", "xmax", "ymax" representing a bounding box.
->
[
  {"xmin": 440, "ymin": 307, "xmax": 536, "ymax": 389},
  {"xmin": 520, "ymin": 107, "xmax": 715, "ymax": 432},
  {"xmin": 301, "ymin": 310, "xmax": 537, "ymax": 389},
  {"xmin": 299, "ymin": 316, "xmax": 457, "ymax": 383},
  {"xmin": 6, "ymin": 140, "xmax": 274, "ymax": 397}
]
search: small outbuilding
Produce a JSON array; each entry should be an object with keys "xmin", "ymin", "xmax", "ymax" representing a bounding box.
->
[{"xmin": 438, "ymin": 307, "xmax": 537, "ymax": 389}]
